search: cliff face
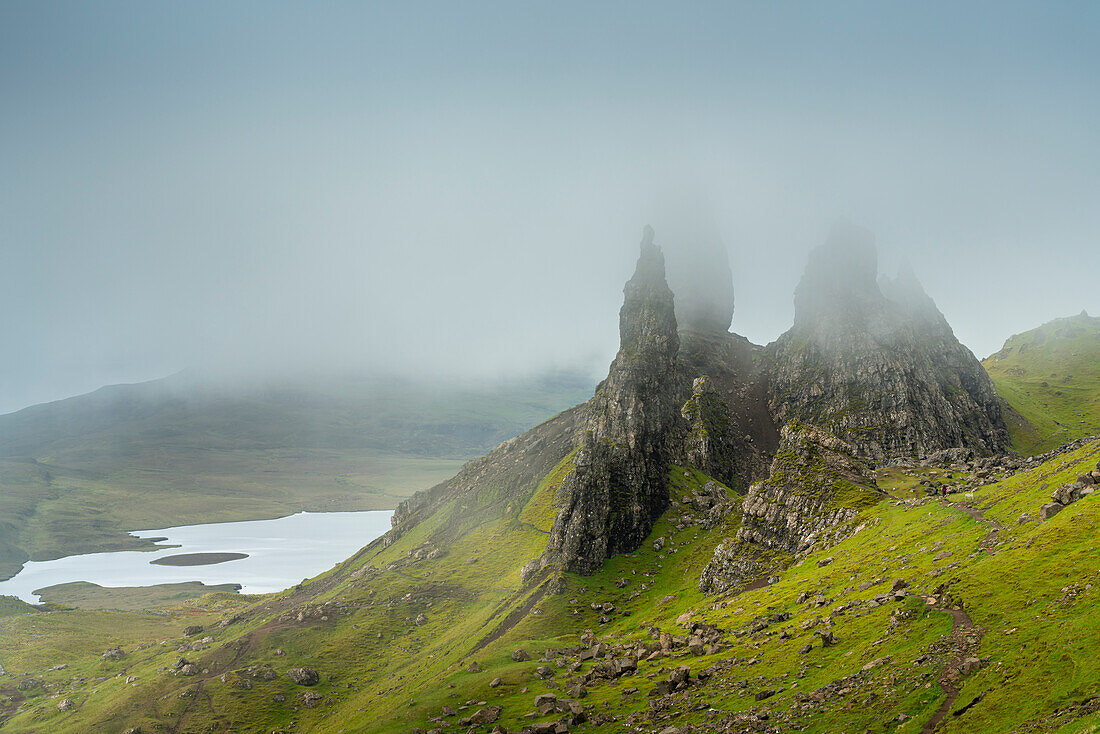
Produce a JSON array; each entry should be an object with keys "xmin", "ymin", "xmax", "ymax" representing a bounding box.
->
[
  {"xmin": 698, "ymin": 421, "xmax": 881, "ymax": 593},
  {"xmin": 767, "ymin": 225, "xmax": 1009, "ymax": 463},
  {"xmin": 735, "ymin": 422, "xmax": 880, "ymax": 553},
  {"xmin": 675, "ymin": 331, "xmax": 778, "ymax": 490},
  {"xmin": 540, "ymin": 227, "xmax": 682, "ymax": 575}
]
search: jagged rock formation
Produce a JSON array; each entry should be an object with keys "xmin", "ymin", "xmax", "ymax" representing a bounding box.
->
[
  {"xmin": 736, "ymin": 422, "xmax": 881, "ymax": 552},
  {"xmin": 767, "ymin": 224, "xmax": 1009, "ymax": 463},
  {"xmin": 680, "ymin": 376, "xmax": 728, "ymax": 478},
  {"xmin": 539, "ymin": 227, "xmax": 681, "ymax": 575},
  {"xmin": 401, "ymin": 222, "xmax": 1010, "ymax": 590},
  {"xmin": 674, "ymin": 332, "xmax": 778, "ymax": 490},
  {"xmin": 699, "ymin": 422, "xmax": 882, "ymax": 593}
]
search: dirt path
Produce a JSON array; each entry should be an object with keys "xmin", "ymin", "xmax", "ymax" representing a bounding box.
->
[
  {"xmin": 918, "ymin": 596, "xmax": 979, "ymax": 733},
  {"xmin": 937, "ymin": 497, "xmax": 1003, "ymax": 553}
]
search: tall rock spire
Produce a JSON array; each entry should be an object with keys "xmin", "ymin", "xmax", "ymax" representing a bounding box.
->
[{"xmin": 539, "ymin": 226, "xmax": 681, "ymax": 575}]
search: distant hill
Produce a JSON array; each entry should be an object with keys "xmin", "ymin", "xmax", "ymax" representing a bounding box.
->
[
  {"xmin": 982, "ymin": 311, "xmax": 1100, "ymax": 454},
  {"xmin": 0, "ymin": 370, "xmax": 594, "ymax": 580}
]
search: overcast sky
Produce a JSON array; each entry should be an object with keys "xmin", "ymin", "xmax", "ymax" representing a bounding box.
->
[{"xmin": 2, "ymin": 2, "xmax": 1098, "ymax": 414}]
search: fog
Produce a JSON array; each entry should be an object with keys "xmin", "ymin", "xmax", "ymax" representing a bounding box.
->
[{"xmin": 2, "ymin": 2, "xmax": 1098, "ymax": 413}]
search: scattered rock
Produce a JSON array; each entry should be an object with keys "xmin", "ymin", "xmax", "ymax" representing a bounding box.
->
[
  {"xmin": 1039, "ymin": 502, "xmax": 1064, "ymax": 521},
  {"xmin": 286, "ymin": 667, "xmax": 320, "ymax": 686},
  {"xmin": 101, "ymin": 647, "xmax": 125, "ymax": 661},
  {"xmin": 469, "ymin": 706, "xmax": 502, "ymax": 725}
]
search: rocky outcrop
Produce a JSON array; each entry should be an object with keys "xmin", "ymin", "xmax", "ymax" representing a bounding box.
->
[
  {"xmin": 699, "ymin": 422, "xmax": 882, "ymax": 594},
  {"xmin": 540, "ymin": 227, "xmax": 681, "ymax": 575},
  {"xmin": 1039, "ymin": 459, "xmax": 1100, "ymax": 520},
  {"xmin": 767, "ymin": 224, "xmax": 1009, "ymax": 463},
  {"xmin": 680, "ymin": 376, "xmax": 732, "ymax": 482},
  {"xmin": 698, "ymin": 539, "xmax": 776, "ymax": 595},
  {"xmin": 674, "ymin": 331, "xmax": 778, "ymax": 491},
  {"xmin": 736, "ymin": 422, "xmax": 882, "ymax": 553}
]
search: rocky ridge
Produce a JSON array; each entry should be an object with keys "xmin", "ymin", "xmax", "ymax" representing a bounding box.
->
[{"xmin": 394, "ymin": 224, "xmax": 1013, "ymax": 587}]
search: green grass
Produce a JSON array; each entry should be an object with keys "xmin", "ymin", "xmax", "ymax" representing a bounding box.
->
[
  {"xmin": 32, "ymin": 581, "xmax": 244, "ymax": 611},
  {"xmin": 0, "ymin": 596, "xmax": 37, "ymax": 619},
  {"xmin": 983, "ymin": 312, "xmax": 1100, "ymax": 454},
  {"xmin": 5, "ymin": 432, "xmax": 1100, "ymax": 731}
]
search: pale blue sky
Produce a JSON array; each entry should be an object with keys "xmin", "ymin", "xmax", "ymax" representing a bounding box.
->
[{"xmin": 2, "ymin": 2, "xmax": 1098, "ymax": 412}]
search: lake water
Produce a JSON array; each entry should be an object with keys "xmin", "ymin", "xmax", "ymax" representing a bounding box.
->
[{"xmin": 0, "ymin": 510, "xmax": 393, "ymax": 604}]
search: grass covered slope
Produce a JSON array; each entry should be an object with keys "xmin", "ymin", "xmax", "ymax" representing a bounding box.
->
[
  {"xmin": 983, "ymin": 312, "xmax": 1100, "ymax": 454},
  {"xmin": 6, "ymin": 433, "xmax": 1100, "ymax": 733},
  {"xmin": 0, "ymin": 371, "xmax": 592, "ymax": 580}
]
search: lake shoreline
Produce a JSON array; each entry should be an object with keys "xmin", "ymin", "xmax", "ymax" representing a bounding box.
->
[{"xmin": 0, "ymin": 510, "xmax": 394, "ymax": 605}]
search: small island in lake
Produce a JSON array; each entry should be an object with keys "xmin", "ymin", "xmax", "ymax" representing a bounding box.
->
[{"xmin": 150, "ymin": 552, "xmax": 249, "ymax": 567}]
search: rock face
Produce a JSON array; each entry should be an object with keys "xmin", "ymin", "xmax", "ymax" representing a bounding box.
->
[
  {"xmin": 736, "ymin": 422, "xmax": 881, "ymax": 553},
  {"xmin": 542, "ymin": 227, "xmax": 681, "ymax": 574},
  {"xmin": 675, "ymin": 332, "xmax": 778, "ymax": 490},
  {"xmin": 768, "ymin": 224, "xmax": 1009, "ymax": 463},
  {"xmin": 698, "ymin": 422, "xmax": 882, "ymax": 594}
]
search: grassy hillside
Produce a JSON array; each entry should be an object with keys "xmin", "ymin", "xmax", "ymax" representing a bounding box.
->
[
  {"xmin": 4, "ymin": 438, "xmax": 1100, "ymax": 733},
  {"xmin": 983, "ymin": 312, "xmax": 1100, "ymax": 454},
  {"xmin": 0, "ymin": 371, "xmax": 593, "ymax": 581}
]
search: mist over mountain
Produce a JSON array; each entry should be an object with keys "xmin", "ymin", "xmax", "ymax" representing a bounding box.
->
[{"xmin": 3, "ymin": 3, "xmax": 1099, "ymax": 413}]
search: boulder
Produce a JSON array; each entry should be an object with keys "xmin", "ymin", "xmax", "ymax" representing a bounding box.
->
[
  {"xmin": 286, "ymin": 667, "xmax": 320, "ymax": 686},
  {"xmin": 1039, "ymin": 502, "xmax": 1064, "ymax": 521},
  {"xmin": 101, "ymin": 647, "xmax": 125, "ymax": 661},
  {"xmin": 469, "ymin": 706, "xmax": 502, "ymax": 725}
]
